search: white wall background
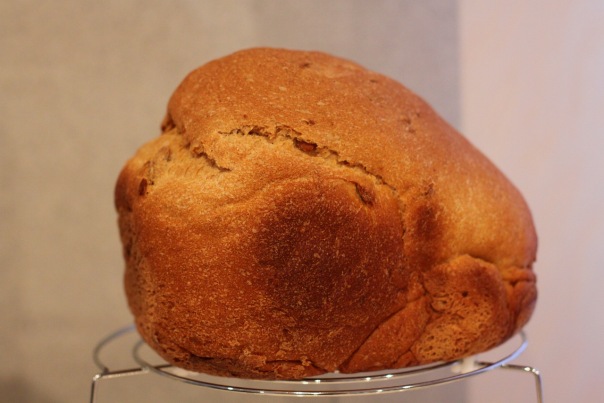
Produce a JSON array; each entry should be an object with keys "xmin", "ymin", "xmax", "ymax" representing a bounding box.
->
[
  {"xmin": 1, "ymin": 1, "xmax": 601, "ymax": 402},
  {"xmin": 460, "ymin": 1, "xmax": 604, "ymax": 402}
]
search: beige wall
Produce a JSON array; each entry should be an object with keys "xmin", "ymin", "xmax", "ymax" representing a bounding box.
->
[
  {"xmin": 460, "ymin": 1, "xmax": 604, "ymax": 402},
  {"xmin": 1, "ymin": 1, "xmax": 461, "ymax": 402}
]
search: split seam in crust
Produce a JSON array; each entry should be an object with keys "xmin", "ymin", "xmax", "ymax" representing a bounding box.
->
[{"xmin": 215, "ymin": 124, "xmax": 400, "ymax": 195}]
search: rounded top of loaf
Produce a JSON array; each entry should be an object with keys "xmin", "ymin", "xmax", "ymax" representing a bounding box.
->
[{"xmin": 156, "ymin": 47, "xmax": 536, "ymax": 268}]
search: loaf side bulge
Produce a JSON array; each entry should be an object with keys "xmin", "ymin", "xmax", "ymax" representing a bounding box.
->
[{"xmin": 118, "ymin": 120, "xmax": 415, "ymax": 377}]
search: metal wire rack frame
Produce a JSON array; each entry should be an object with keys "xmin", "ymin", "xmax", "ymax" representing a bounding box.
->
[{"xmin": 90, "ymin": 324, "xmax": 543, "ymax": 402}]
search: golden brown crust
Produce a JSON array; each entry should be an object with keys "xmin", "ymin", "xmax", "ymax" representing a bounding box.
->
[{"xmin": 115, "ymin": 48, "xmax": 537, "ymax": 379}]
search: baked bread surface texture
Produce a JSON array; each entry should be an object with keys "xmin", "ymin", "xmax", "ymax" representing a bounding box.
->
[{"xmin": 115, "ymin": 47, "xmax": 537, "ymax": 379}]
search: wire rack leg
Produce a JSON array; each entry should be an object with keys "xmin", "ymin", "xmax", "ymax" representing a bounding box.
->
[
  {"xmin": 501, "ymin": 364, "xmax": 543, "ymax": 403},
  {"xmin": 90, "ymin": 368, "xmax": 149, "ymax": 403},
  {"xmin": 478, "ymin": 361, "xmax": 544, "ymax": 403},
  {"xmin": 90, "ymin": 374, "xmax": 102, "ymax": 403}
]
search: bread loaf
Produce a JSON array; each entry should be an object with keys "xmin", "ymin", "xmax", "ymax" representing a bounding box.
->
[{"xmin": 115, "ymin": 48, "xmax": 537, "ymax": 379}]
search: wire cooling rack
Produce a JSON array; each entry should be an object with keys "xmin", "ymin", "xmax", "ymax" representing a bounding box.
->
[{"xmin": 90, "ymin": 324, "xmax": 543, "ymax": 402}]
